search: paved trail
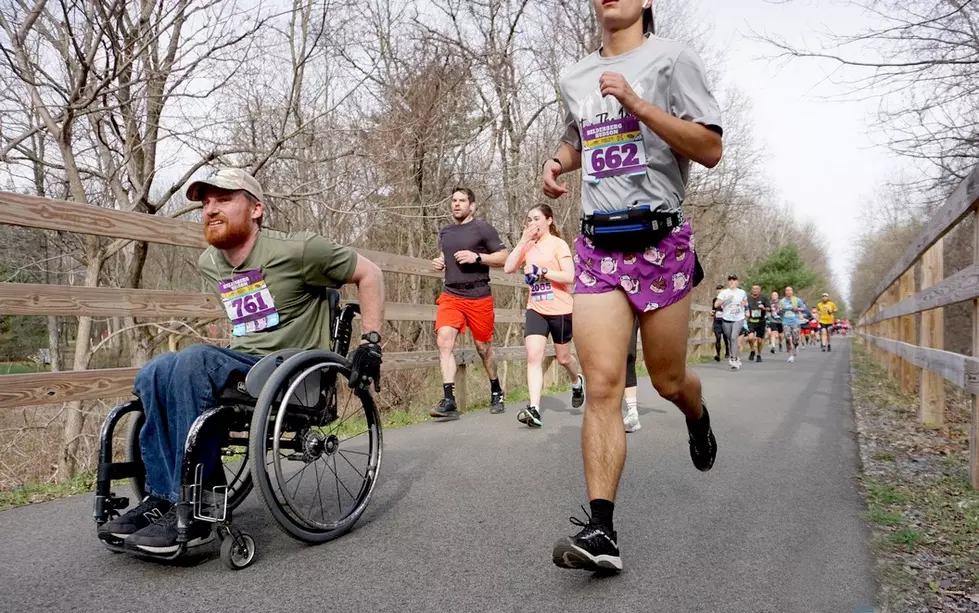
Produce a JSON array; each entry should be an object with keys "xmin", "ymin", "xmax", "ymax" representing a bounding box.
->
[{"xmin": 0, "ymin": 339, "xmax": 876, "ymax": 613}]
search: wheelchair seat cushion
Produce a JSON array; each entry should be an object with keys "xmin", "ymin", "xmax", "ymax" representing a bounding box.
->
[{"xmin": 244, "ymin": 349, "xmax": 304, "ymax": 398}]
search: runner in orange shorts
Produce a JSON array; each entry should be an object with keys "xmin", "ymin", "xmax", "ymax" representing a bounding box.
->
[{"xmin": 430, "ymin": 187, "xmax": 510, "ymax": 420}]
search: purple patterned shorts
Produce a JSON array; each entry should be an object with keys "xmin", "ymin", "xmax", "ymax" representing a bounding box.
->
[{"xmin": 573, "ymin": 221, "xmax": 697, "ymax": 314}]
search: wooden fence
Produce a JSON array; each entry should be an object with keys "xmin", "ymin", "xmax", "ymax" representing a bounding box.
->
[
  {"xmin": 855, "ymin": 163, "xmax": 979, "ymax": 487},
  {"xmin": 0, "ymin": 191, "xmax": 715, "ymax": 413}
]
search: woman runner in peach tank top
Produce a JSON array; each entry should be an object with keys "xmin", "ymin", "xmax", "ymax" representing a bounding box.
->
[{"xmin": 503, "ymin": 205, "xmax": 585, "ymax": 428}]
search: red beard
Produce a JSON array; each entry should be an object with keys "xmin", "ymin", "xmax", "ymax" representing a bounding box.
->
[{"xmin": 204, "ymin": 217, "xmax": 252, "ymax": 249}]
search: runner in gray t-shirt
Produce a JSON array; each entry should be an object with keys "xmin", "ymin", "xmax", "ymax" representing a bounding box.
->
[
  {"xmin": 544, "ymin": 0, "xmax": 721, "ymax": 574},
  {"xmin": 429, "ymin": 187, "xmax": 509, "ymax": 419}
]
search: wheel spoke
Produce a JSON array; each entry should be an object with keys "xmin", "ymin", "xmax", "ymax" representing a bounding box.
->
[
  {"xmin": 310, "ymin": 459, "xmax": 326, "ymax": 522},
  {"xmin": 336, "ymin": 448, "xmax": 369, "ymax": 456},
  {"xmin": 333, "ymin": 455, "xmax": 342, "ymax": 514},
  {"xmin": 337, "ymin": 449, "xmax": 366, "ymax": 481},
  {"xmin": 328, "ymin": 400, "xmax": 362, "ymax": 436},
  {"xmin": 338, "ymin": 431, "xmax": 368, "ymax": 444}
]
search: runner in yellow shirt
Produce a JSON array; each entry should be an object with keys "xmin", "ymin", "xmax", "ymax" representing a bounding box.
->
[{"xmin": 815, "ymin": 293, "xmax": 837, "ymax": 352}]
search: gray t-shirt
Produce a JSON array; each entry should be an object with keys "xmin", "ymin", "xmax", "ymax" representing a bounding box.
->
[
  {"xmin": 438, "ymin": 219, "xmax": 506, "ymax": 298},
  {"xmin": 559, "ymin": 35, "xmax": 722, "ymax": 216}
]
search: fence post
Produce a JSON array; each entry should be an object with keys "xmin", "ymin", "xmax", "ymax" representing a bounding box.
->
[
  {"xmin": 920, "ymin": 240, "xmax": 945, "ymax": 425},
  {"xmin": 887, "ymin": 282, "xmax": 901, "ymax": 380},
  {"xmin": 455, "ymin": 363, "xmax": 468, "ymax": 412},
  {"xmin": 692, "ymin": 311, "xmax": 703, "ymax": 361},
  {"xmin": 700, "ymin": 312, "xmax": 709, "ymax": 359},
  {"xmin": 972, "ymin": 210, "xmax": 979, "ymax": 489},
  {"xmin": 873, "ymin": 301, "xmax": 883, "ymax": 365},
  {"xmin": 541, "ymin": 356, "xmax": 557, "ymax": 390},
  {"xmin": 899, "ymin": 269, "xmax": 916, "ymax": 393}
]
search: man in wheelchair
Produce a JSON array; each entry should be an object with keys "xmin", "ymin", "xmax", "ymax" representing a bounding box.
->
[{"xmin": 97, "ymin": 168, "xmax": 385, "ymax": 556}]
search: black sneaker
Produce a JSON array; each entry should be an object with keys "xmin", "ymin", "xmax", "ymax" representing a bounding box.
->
[
  {"xmin": 828, "ymin": 344, "xmax": 831, "ymax": 352},
  {"xmin": 124, "ymin": 506, "xmax": 214, "ymax": 555},
  {"xmin": 571, "ymin": 375, "xmax": 585, "ymax": 408},
  {"xmin": 552, "ymin": 510, "xmax": 622, "ymax": 572},
  {"xmin": 97, "ymin": 495, "xmax": 172, "ymax": 543},
  {"xmin": 755, "ymin": 355, "xmax": 763, "ymax": 363},
  {"xmin": 517, "ymin": 405, "xmax": 542, "ymax": 428},
  {"xmin": 490, "ymin": 390, "xmax": 505, "ymax": 414},
  {"xmin": 714, "ymin": 354, "xmax": 720, "ymax": 362},
  {"xmin": 430, "ymin": 398, "xmax": 459, "ymax": 420},
  {"xmin": 687, "ymin": 401, "xmax": 717, "ymax": 472},
  {"xmin": 770, "ymin": 346, "xmax": 775, "ymax": 354},
  {"xmin": 748, "ymin": 351, "xmax": 755, "ymax": 361}
]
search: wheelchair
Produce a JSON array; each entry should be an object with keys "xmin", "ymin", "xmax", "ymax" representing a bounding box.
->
[{"xmin": 93, "ymin": 290, "xmax": 383, "ymax": 570}]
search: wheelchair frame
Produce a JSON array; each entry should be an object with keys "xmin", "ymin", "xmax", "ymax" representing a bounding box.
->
[{"xmin": 93, "ymin": 291, "xmax": 382, "ymax": 570}]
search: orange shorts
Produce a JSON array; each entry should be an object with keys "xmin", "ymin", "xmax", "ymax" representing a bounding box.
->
[{"xmin": 435, "ymin": 293, "xmax": 495, "ymax": 343}]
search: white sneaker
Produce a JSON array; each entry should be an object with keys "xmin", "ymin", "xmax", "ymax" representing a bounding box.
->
[
  {"xmin": 623, "ymin": 407, "xmax": 641, "ymax": 433},
  {"xmin": 788, "ymin": 355, "xmax": 795, "ymax": 363}
]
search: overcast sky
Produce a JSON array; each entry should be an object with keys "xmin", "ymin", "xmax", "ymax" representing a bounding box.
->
[{"xmin": 689, "ymin": 0, "xmax": 912, "ymax": 302}]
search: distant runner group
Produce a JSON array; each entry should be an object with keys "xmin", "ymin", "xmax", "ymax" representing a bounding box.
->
[{"xmin": 712, "ymin": 277, "xmax": 847, "ymax": 368}]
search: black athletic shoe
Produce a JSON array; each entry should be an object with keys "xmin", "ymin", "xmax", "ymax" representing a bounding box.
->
[
  {"xmin": 755, "ymin": 355, "xmax": 763, "ymax": 363},
  {"xmin": 714, "ymin": 354, "xmax": 720, "ymax": 362},
  {"xmin": 517, "ymin": 405, "xmax": 542, "ymax": 428},
  {"xmin": 124, "ymin": 506, "xmax": 214, "ymax": 555},
  {"xmin": 748, "ymin": 351, "xmax": 755, "ymax": 362},
  {"xmin": 490, "ymin": 390, "xmax": 506, "ymax": 414},
  {"xmin": 828, "ymin": 344, "xmax": 831, "ymax": 352},
  {"xmin": 571, "ymin": 375, "xmax": 585, "ymax": 408},
  {"xmin": 770, "ymin": 346, "xmax": 776, "ymax": 354},
  {"xmin": 687, "ymin": 402, "xmax": 717, "ymax": 472},
  {"xmin": 552, "ymin": 509, "xmax": 622, "ymax": 572},
  {"xmin": 430, "ymin": 398, "xmax": 459, "ymax": 419},
  {"xmin": 98, "ymin": 495, "xmax": 172, "ymax": 542}
]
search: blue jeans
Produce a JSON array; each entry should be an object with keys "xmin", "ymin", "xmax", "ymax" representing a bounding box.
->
[{"xmin": 134, "ymin": 344, "xmax": 260, "ymax": 503}]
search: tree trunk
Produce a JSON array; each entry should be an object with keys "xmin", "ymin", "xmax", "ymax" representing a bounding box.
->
[{"xmin": 56, "ymin": 237, "xmax": 104, "ymax": 479}]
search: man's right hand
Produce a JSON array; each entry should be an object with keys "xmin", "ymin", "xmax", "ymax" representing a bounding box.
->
[
  {"xmin": 431, "ymin": 254, "xmax": 445, "ymax": 271},
  {"xmin": 542, "ymin": 159, "xmax": 567, "ymax": 199}
]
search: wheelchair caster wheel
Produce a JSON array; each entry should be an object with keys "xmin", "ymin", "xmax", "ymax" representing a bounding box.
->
[{"xmin": 220, "ymin": 532, "xmax": 256, "ymax": 570}]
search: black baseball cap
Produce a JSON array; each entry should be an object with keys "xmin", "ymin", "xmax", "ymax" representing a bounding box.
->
[{"xmin": 728, "ymin": 274, "xmax": 738, "ymax": 281}]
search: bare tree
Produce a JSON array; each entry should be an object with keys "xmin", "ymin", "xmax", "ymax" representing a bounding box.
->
[
  {"xmin": 756, "ymin": 0, "xmax": 979, "ymax": 189},
  {"xmin": 0, "ymin": 0, "xmax": 270, "ymax": 477}
]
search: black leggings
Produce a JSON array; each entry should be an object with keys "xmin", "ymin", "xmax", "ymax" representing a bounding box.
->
[
  {"xmin": 713, "ymin": 318, "xmax": 730, "ymax": 357},
  {"xmin": 626, "ymin": 317, "xmax": 639, "ymax": 388}
]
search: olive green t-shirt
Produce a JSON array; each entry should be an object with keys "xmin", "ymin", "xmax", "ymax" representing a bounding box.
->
[{"xmin": 198, "ymin": 230, "xmax": 358, "ymax": 356}]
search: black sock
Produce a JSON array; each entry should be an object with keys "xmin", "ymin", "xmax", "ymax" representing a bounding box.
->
[
  {"xmin": 589, "ymin": 499, "xmax": 614, "ymax": 532},
  {"xmin": 687, "ymin": 403, "xmax": 710, "ymax": 431},
  {"xmin": 443, "ymin": 383, "xmax": 455, "ymax": 401},
  {"xmin": 490, "ymin": 378, "xmax": 502, "ymax": 394}
]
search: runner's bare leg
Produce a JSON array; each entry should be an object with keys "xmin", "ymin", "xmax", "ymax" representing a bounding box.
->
[
  {"xmin": 638, "ymin": 293, "xmax": 703, "ymax": 420},
  {"xmin": 437, "ymin": 326, "xmax": 459, "ymax": 383},
  {"xmin": 526, "ymin": 334, "xmax": 547, "ymax": 407},
  {"xmin": 576, "ymin": 291, "xmax": 634, "ymax": 502},
  {"xmin": 475, "ymin": 340, "xmax": 498, "ymax": 379}
]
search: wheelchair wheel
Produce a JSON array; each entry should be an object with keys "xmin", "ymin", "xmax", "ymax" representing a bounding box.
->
[
  {"xmin": 126, "ymin": 411, "xmax": 253, "ymax": 510},
  {"xmin": 248, "ymin": 352, "xmax": 382, "ymax": 543}
]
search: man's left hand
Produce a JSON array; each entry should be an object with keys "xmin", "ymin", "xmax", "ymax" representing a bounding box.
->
[
  {"xmin": 349, "ymin": 341, "xmax": 382, "ymax": 392},
  {"xmin": 454, "ymin": 250, "xmax": 479, "ymax": 265},
  {"xmin": 599, "ymin": 72, "xmax": 642, "ymax": 114}
]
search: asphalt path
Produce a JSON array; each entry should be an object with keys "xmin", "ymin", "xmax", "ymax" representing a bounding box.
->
[{"xmin": 0, "ymin": 338, "xmax": 876, "ymax": 613}]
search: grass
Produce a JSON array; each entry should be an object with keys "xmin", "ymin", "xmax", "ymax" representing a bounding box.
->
[
  {"xmin": 851, "ymin": 344, "xmax": 979, "ymax": 606},
  {"xmin": 0, "ymin": 472, "xmax": 94, "ymax": 511},
  {"xmin": 0, "ymin": 362, "xmax": 48, "ymax": 374}
]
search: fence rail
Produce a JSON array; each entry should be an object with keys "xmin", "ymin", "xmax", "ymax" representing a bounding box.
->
[
  {"xmin": 0, "ymin": 191, "xmax": 715, "ymax": 414},
  {"xmin": 856, "ymin": 164, "xmax": 979, "ymax": 488}
]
